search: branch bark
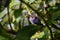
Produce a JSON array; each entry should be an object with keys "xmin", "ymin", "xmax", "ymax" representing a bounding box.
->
[
  {"xmin": 19, "ymin": 0, "xmax": 53, "ymax": 39},
  {"xmin": 7, "ymin": 5, "xmax": 12, "ymax": 31}
]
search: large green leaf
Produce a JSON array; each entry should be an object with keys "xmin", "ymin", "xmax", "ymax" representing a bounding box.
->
[
  {"xmin": 16, "ymin": 25, "xmax": 43, "ymax": 40},
  {"xmin": 0, "ymin": 29, "xmax": 15, "ymax": 40},
  {"xmin": 0, "ymin": 36, "xmax": 8, "ymax": 40}
]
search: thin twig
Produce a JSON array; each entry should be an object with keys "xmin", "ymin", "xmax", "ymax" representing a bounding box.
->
[{"xmin": 7, "ymin": 5, "xmax": 12, "ymax": 31}]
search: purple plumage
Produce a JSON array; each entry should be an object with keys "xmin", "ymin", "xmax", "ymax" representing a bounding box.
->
[{"xmin": 29, "ymin": 15, "xmax": 41, "ymax": 25}]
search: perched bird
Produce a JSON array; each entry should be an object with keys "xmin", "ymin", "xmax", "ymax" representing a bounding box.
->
[
  {"xmin": 29, "ymin": 13, "xmax": 44, "ymax": 32},
  {"xmin": 56, "ymin": 20, "xmax": 60, "ymax": 28},
  {"xmin": 29, "ymin": 14, "xmax": 43, "ymax": 26}
]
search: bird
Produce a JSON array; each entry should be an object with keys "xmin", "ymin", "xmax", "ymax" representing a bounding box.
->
[
  {"xmin": 29, "ymin": 13, "xmax": 44, "ymax": 32},
  {"xmin": 29, "ymin": 13, "xmax": 43, "ymax": 26}
]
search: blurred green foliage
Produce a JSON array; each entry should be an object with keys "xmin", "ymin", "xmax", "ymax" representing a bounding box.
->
[{"xmin": 0, "ymin": 0, "xmax": 60, "ymax": 40}]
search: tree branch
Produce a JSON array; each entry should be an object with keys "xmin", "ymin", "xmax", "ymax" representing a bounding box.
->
[
  {"xmin": 7, "ymin": 5, "xmax": 12, "ymax": 31},
  {"xmin": 19, "ymin": 0, "xmax": 53, "ymax": 39}
]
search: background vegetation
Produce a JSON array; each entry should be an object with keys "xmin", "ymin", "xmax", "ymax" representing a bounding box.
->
[{"xmin": 0, "ymin": 0, "xmax": 60, "ymax": 40}]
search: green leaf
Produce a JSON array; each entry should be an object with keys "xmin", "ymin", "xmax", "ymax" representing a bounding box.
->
[
  {"xmin": 16, "ymin": 25, "xmax": 42, "ymax": 40},
  {"xmin": 38, "ymin": 32, "xmax": 45, "ymax": 38},
  {"xmin": 0, "ymin": 8, "xmax": 7, "ymax": 18},
  {"xmin": 9, "ymin": 0, "xmax": 15, "ymax": 8},
  {"xmin": 0, "ymin": 36, "xmax": 8, "ymax": 40},
  {"xmin": 25, "ymin": 0, "xmax": 35, "ymax": 4},
  {"xmin": 14, "ymin": 9, "xmax": 22, "ymax": 18},
  {"xmin": 0, "ymin": 29, "xmax": 14, "ymax": 40},
  {"xmin": 52, "ymin": 11, "xmax": 60, "ymax": 20}
]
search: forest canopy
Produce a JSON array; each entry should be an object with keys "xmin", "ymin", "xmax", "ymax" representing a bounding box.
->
[{"xmin": 0, "ymin": 0, "xmax": 60, "ymax": 40}]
